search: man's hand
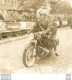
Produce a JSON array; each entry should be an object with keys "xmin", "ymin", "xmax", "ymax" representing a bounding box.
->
[{"xmin": 27, "ymin": 29, "xmax": 34, "ymax": 35}]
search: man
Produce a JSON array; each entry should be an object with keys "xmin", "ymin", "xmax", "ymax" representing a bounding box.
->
[
  {"xmin": 29, "ymin": 19, "xmax": 59, "ymax": 56},
  {"xmin": 50, "ymin": 21, "xmax": 59, "ymax": 56},
  {"xmin": 40, "ymin": 21, "xmax": 59, "ymax": 56},
  {"xmin": 68, "ymin": 15, "xmax": 72, "ymax": 29}
]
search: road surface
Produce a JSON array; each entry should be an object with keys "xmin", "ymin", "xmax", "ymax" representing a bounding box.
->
[{"xmin": 0, "ymin": 27, "xmax": 72, "ymax": 74}]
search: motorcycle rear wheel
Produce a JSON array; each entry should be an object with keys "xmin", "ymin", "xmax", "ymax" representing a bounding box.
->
[{"xmin": 23, "ymin": 44, "xmax": 36, "ymax": 67}]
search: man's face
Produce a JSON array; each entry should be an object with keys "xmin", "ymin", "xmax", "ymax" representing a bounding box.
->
[{"xmin": 40, "ymin": 14, "xmax": 46, "ymax": 20}]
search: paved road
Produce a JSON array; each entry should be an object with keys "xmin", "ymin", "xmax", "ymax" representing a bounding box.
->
[{"xmin": 0, "ymin": 27, "xmax": 72, "ymax": 74}]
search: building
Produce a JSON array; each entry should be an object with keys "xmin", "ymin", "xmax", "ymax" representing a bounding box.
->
[{"xmin": 0, "ymin": 0, "xmax": 18, "ymax": 10}]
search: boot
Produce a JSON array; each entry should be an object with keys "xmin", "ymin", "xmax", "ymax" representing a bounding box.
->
[{"xmin": 55, "ymin": 53, "xmax": 59, "ymax": 56}]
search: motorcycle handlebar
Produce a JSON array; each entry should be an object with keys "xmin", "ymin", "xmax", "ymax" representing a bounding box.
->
[{"xmin": 34, "ymin": 30, "xmax": 46, "ymax": 35}]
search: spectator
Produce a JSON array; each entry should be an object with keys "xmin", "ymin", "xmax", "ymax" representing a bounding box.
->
[
  {"xmin": 68, "ymin": 14, "xmax": 72, "ymax": 28},
  {"xmin": 24, "ymin": 12, "xmax": 29, "ymax": 21},
  {"xmin": 21, "ymin": 12, "xmax": 25, "ymax": 21},
  {"xmin": 12, "ymin": 11, "xmax": 19, "ymax": 22},
  {"xmin": 19, "ymin": 13, "xmax": 23, "ymax": 21},
  {"xmin": 7, "ymin": 11, "xmax": 12, "ymax": 21}
]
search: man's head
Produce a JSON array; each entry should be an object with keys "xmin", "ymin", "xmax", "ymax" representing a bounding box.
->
[{"xmin": 52, "ymin": 21, "xmax": 57, "ymax": 27}]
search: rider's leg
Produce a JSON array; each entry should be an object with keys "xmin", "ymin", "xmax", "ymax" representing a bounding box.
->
[
  {"xmin": 53, "ymin": 41, "xmax": 59, "ymax": 56},
  {"xmin": 49, "ymin": 48, "xmax": 52, "ymax": 55}
]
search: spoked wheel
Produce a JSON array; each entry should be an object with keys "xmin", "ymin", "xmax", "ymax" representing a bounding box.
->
[{"xmin": 23, "ymin": 44, "xmax": 36, "ymax": 67}]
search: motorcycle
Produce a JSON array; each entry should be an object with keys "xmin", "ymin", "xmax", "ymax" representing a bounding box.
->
[{"xmin": 23, "ymin": 31, "xmax": 59, "ymax": 67}]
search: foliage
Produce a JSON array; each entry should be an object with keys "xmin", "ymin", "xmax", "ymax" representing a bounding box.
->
[
  {"xmin": 51, "ymin": 1, "xmax": 72, "ymax": 14},
  {"xmin": 17, "ymin": 0, "xmax": 72, "ymax": 14},
  {"xmin": 17, "ymin": 0, "xmax": 44, "ymax": 11}
]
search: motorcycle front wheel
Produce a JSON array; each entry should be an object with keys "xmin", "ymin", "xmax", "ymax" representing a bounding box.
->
[{"xmin": 23, "ymin": 44, "xmax": 36, "ymax": 67}]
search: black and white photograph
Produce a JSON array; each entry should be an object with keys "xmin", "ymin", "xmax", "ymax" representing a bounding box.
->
[{"xmin": 0, "ymin": 0, "xmax": 72, "ymax": 74}]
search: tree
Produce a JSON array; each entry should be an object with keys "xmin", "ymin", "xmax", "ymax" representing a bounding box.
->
[
  {"xmin": 50, "ymin": 1, "xmax": 72, "ymax": 14},
  {"xmin": 17, "ymin": 0, "xmax": 44, "ymax": 11},
  {"xmin": 17, "ymin": 0, "xmax": 72, "ymax": 14}
]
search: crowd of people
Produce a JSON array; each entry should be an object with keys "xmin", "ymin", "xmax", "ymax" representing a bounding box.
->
[
  {"xmin": 1, "ymin": 10, "xmax": 35, "ymax": 22},
  {"xmin": 0, "ymin": 10, "xmax": 72, "ymax": 28},
  {"xmin": 48, "ymin": 14, "xmax": 72, "ymax": 27}
]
